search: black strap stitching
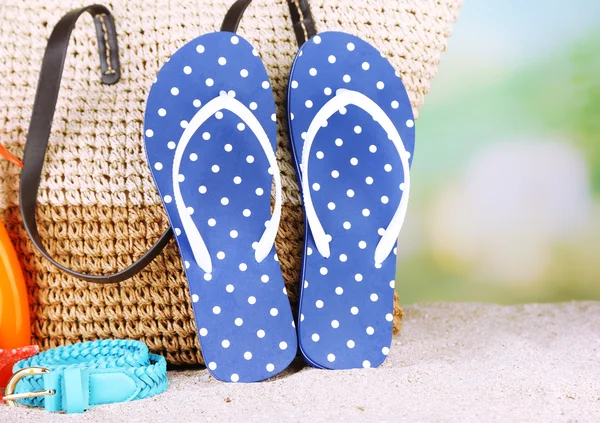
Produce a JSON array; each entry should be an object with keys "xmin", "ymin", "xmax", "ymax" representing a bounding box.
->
[{"xmin": 287, "ymin": 0, "xmax": 317, "ymax": 47}]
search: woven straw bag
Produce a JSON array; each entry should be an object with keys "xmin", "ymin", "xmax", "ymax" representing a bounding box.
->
[{"xmin": 0, "ymin": 0, "xmax": 462, "ymax": 364}]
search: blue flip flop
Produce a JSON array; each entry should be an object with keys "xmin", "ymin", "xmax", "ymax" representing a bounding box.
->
[
  {"xmin": 288, "ymin": 32, "xmax": 416, "ymax": 370},
  {"xmin": 143, "ymin": 2, "xmax": 297, "ymax": 382}
]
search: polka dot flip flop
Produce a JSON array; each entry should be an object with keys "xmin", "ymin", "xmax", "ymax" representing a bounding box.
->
[
  {"xmin": 144, "ymin": 0, "xmax": 297, "ymax": 382},
  {"xmin": 287, "ymin": 31, "xmax": 416, "ymax": 370}
]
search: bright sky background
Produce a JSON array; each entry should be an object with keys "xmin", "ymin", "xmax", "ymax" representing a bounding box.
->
[{"xmin": 447, "ymin": 0, "xmax": 600, "ymax": 66}]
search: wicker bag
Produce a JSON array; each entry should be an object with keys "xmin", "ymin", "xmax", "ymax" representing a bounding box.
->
[{"xmin": 0, "ymin": 0, "xmax": 462, "ymax": 364}]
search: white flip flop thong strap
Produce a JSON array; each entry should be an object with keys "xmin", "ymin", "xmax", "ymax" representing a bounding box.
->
[
  {"xmin": 172, "ymin": 94, "xmax": 282, "ymax": 274},
  {"xmin": 301, "ymin": 88, "xmax": 411, "ymax": 266}
]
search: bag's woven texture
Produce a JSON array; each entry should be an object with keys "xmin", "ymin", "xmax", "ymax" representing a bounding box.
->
[{"xmin": 0, "ymin": 0, "xmax": 461, "ymax": 364}]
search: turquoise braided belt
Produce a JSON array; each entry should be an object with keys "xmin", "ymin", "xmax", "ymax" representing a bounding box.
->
[{"xmin": 3, "ymin": 340, "xmax": 168, "ymax": 413}]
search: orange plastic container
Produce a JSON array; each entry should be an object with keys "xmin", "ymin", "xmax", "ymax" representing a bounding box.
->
[{"xmin": 0, "ymin": 219, "xmax": 30, "ymax": 349}]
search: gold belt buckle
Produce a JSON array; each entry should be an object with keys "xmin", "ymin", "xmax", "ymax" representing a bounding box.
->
[{"xmin": 3, "ymin": 367, "xmax": 55, "ymax": 406}]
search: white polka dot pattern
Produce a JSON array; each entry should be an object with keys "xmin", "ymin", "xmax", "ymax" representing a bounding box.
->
[
  {"xmin": 287, "ymin": 32, "xmax": 415, "ymax": 370},
  {"xmin": 144, "ymin": 32, "xmax": 296, "ymax": 382}
]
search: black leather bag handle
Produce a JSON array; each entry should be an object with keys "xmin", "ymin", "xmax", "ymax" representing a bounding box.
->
[
  {"xmin": 287, "ymin": 0, "xmax": 317, "ymax": 47},
  {"xmin": 20, "ymin": 2, "xmax": 263, "ymax": 284},
  {"xmin": 20, "ymin": 4, "xmax": 174, "ymax": 284},
  {"xmin": 221, "ymin": 0, "xmax": 252, "ymax": 32}
]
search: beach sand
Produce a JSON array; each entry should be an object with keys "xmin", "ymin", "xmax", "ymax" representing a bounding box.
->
[{"xmin": 2, "ymin": 302, "xmax": 599, "ymax": 422}]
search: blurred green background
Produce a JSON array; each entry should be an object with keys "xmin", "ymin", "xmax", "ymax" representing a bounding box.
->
[{"xmin": 396, "ymin": 0, "xmax": 600, "ymax": 303}]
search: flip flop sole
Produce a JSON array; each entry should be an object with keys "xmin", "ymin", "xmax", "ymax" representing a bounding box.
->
[
  {"xmin": 288, "ymin": 32, "xmax": 415, "ymax": 369},
  {"xmin": 145, "ymin": 32, "xmax": 296, "ymax": 382}
]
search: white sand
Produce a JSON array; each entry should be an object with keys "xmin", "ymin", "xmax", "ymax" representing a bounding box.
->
[{"xmin": 2, "ymin": 302, "xmax": 599, "ymax": 422}]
